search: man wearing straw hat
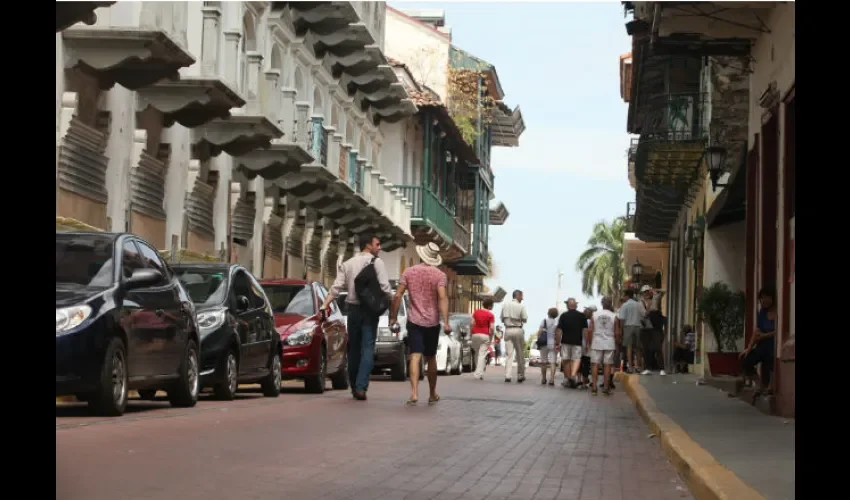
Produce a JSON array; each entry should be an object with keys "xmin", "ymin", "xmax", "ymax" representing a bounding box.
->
[{"xmin": 390, "ymin": 242, "xmax": 451, "ymax": 406}]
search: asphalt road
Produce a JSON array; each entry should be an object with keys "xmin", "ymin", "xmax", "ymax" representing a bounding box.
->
[{"xmin": 56, "ymin": 367, "xmax": 692, "ymax": 500}]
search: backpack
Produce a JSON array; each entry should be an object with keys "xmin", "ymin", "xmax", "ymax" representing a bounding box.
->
[
  {"xmin": 536, "ymin": 318, "xmax": 553, "ymax": 348},
  {"xmin": 354, "ymin": 257, "xmax": 389, "ymax": 316}
]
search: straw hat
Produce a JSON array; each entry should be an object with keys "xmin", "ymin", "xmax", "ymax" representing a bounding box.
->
[{"xmin": 415, "ymin": 242, "xmax": 443, "ymax": 267}]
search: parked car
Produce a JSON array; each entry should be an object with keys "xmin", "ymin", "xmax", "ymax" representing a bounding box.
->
[
  {"xmin": 259, "ymin": 279, "xmax": 348, "ymax": 393},
  {"xmin": 173, "ymin": 263, "xmax": 281, "ymax": 400},
  {"xmin": 449, "ymin": 313, "xmax": 474, "ymax": 373},
  {"xmin": 436, "ymin": 322, "xmax": 463, "ymax": 375},
  {"xmin": 56, "ymin": 232, "xmax": 200, "ymax": 416},
  {"xmin": 528, "ymin": 347, "xmax": 542, "ymax": 367},
  {"xmin": 337, "ymin": 291, "xmax": 424, "ymax": 381}
]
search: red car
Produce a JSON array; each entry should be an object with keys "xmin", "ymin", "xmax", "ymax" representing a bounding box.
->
[{"xmin": 258, "ymin": 279, "xmax": 348, "ymax": 394}]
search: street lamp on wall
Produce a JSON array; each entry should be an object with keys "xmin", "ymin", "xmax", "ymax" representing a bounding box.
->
[
  {"xmin": 706, "ymin": 144, "xmax": 729, "ymax": 192},
  {"xmin": 631, "ymin": 259, "xmax": 643, "ymax": 285}
]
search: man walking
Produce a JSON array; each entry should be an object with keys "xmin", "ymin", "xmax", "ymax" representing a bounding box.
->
[
  {"xmin": 618, "ymin": 289, "xmax": 643, "ymax": 373},
  {"xmin": 556, "ymin": 298, "xmax": 586, "ymax": 388},
  {"xmin": 321, "ymin": 234, "xmax": 392, "ymax": 401},
  {"xmin": 389, "ymin": 242, "xmax": 451, "ymax": 405},
  {"xmin": 500, "ymin": 290, "xmax": 528, "ymax": 383},
  {"xmin": 470, "ymin": 298, "xmax": 496, "ymax": 380},
  {"xmin": 588, "ymin": 297, "xmax": 620, "ymax": 396}
]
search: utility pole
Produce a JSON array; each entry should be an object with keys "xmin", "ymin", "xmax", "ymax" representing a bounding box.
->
[{"xmin": 556, "ymin": 269, "xmax": 564, "ymax": 310}]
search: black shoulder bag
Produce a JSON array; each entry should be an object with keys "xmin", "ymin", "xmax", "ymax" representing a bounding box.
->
[{"xmin": 354, "ymin": 257, "xmax": 389, "ymax": 316}]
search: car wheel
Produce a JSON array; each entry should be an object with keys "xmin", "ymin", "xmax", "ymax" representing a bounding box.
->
[
  {"xmin": 90, "ymin": 337, "xmax": 128, "ymax": 417},
  {"xmin": 462, "ymin": 349, "xmax": 472, "ymax": 373},
  {"xmin": 261, "ymin": 350, "xmax": 282, "ymax": 397},
  {"xmin": 213, "ymin": 350, "xmax": 239, "ymax": 400},
  {"xmin": 391, "ymin": 348, "xmax": 407, "ymax": 381},
  {"xmin": 330, "ymin": 355, "xmax": 349, "ymax": 390},
  {"xmin": 137, "ymin": 389, "xmax": 157, "ymax": 401},
  {"xmin": 305, "ymin": 346, "xmax": 326, "ymax": 394},
  {"xmin": 169, "ymin": 339, "xmax": 200, "ymax": 408}
]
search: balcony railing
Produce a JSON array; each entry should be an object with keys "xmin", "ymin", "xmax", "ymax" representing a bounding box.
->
[
  {"xmin": 639, "ymin": 92, "xmax": 709, "ymax": 143},
  {"xmin": 453, "ymin": 217, "xmax": 470, "ymax": 253},
  {"xmin": 628, "ymin": 137, "xmax": 640, "ymax": 161},
  {"xmin": 625, "ymin": 201, "xmax": 636, "ymax": 232},
  {"xmin": 397, "ymin": 185, "xmax": 455, "ymax": 242},
  {"xmin": 308, "ymin": 117, "xmax": 329, "ymax": 167}
]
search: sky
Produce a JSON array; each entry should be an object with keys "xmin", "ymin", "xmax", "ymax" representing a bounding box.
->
[{"xmin": 392, "ymin": 1, "xmax": 636, "ymax": 325}]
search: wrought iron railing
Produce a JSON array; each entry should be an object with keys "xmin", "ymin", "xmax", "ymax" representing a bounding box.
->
[
  {"xmin": 638, "ymin": 92, "xmax": 709, "ymax": 143},
  {"xmin": 308, "ymin": 119, "xmax": 329, "ymax": 167},
  {"xmin": 397, "ymin": 185, "xmax": 455, "ymax": 242},
  {"xmin": 452, "ymin": 217, "xmax": 470, "ymax": 253},
  {"xmin": 320, "ymin": 128, "xmax": 328, "ymax": 166}
]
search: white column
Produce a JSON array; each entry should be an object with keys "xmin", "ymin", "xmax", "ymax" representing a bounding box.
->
[
  {"xmin": 362, "ymin": 163, "xmax": 374, "ymax": 202},
  {"xmin": 200, "ymin": 5, "xmax": 222, "ymax": 77},
  {"xmin": 104, "ymin": 86, "xmax": 137, "ymax": 231},
  {"xmin": 211, "ymin": 155, "xmax": 233, "ymax": 255},
  {"xmin": 264, "ymin": 69, "xmax": 281, "ymax": 127},
  {"xmin": 252, "ymin": 177, "xmax": 265, "ymax": 277},
  {"xmin": 222, "ymin": 30, "xmax": 241, "ymax": 89},
  {"xmin": 331, "ymin": 133, "xmax": 343, "ymax": 178},
  {"xmin": 281, "ymin": 88, "xmax": 296, "ymax": 142},
  {"xmin": 246, "ymin": 51, "xmax": 263, "ymax": 114},
  {"xmin": 295, "ymin": 102, "xmax": 310, "ymax": 150},
  {"xmin": 163, "ymin": 125, "xmax": 191, "ymax": 248}
]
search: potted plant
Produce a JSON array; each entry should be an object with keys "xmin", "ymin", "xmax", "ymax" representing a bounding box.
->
[{"xmin": 697, "ymin": 282, "xmax": 746, "ymax": 376}]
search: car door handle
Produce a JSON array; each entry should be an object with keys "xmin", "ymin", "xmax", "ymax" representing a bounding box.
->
[{"xmin": 155, "ymin": 309, "xmax": 164, "ymax": 317}]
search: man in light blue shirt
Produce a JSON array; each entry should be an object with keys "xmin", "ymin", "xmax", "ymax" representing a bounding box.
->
[{"xmin": 618, "ymin": 289, "xmax": 643, "ymax": 373}]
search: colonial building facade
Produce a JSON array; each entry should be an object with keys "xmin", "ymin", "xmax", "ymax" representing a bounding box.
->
[
  {"xmin": 621, "ymin": 1, "xmax": 794, "ymax": 417},
  {"xmin": 56, "ymin": 2, "xmax": 416, "ymax": 286}
]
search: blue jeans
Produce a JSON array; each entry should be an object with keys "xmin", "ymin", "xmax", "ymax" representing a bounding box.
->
[{"xmin": 347, "ymin": 304, "xmax": 378, "ymax": 393}]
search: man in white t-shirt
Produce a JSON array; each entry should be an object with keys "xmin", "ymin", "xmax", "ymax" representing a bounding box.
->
[{"xmin": 588, "ymin": 296, "xmax": 621, "ymax": 396}]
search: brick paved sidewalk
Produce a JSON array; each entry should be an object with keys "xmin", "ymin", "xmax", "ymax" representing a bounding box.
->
[
  {"xmin": 57, "ymin": 369, "xmax": 692, "ymax": 500},
  {"xmin": 625, "ymin": 374, "xmax": 794, "ymax": 500}
]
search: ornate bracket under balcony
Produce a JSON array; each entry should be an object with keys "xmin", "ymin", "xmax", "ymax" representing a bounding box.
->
[
  {"xmin": 137, "ymin": 78, "xmax": 245, "ymax": 128},
  {"xmin": 329, "ymin": 45, "xmax": 384, "ymax": 80},
  {"xmin": 489, "ymin": 201, "xmax": 510, "ymax": 226},
  {"xmin": 307, "ymin": 23, "xmax": 374, "ymax": 59},
  {"xmin": 56, "ymin": 2, "xmax": 115, "ymax": 32},
  {"xmin": 232, "ymin": 143, "xmax": 313, "ymax": 181},
  {"xmin": 287, "ymin": 1, "xmax": 359, "ymax": 38},
  {"xmin": 195, "ymin": 116, "xmax": 284, "ymax": 158},
  {"xmin": 63, "ymin": 28, "xmax": 195, "ymax": 90}
]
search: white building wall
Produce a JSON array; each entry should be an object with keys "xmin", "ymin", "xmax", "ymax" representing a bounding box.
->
[
  {"xmin": 702, "ymin": 220, "xmax": 747, "ymax": 352},
  {"xmin": 385, "ymin": 9, "xmax": 450, "ymax": 100}
]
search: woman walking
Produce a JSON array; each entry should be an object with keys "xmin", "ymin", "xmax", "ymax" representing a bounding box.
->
[{"xmin": 537, "ymin": 308, "xmax": 559, "ymax": 385}]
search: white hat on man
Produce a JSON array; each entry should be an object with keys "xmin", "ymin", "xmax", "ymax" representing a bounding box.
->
[{"xmin": 416, "ymin": 242, "xmax": 443, "ymax": 267}]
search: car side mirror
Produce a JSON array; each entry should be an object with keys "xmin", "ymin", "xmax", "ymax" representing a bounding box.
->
[
  {"xmin": 124, "ymin": 268, "xmax": 162, "ymax": 290},
  {"xmin": 236, "ymin": 295, "xmax": 250, "ymax": 311}
]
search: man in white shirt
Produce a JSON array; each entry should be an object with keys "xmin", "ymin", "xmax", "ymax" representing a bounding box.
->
[
  {"xmin": 588, "ymin": 296, "xmax": 620, "ymax": 396},
  {"xmin": 500, "ymin": 290, "xmax": 528, "ymax": 383}
]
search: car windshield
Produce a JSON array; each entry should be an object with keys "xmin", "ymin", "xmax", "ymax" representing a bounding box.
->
[
  {"xmin": 56, "ymin": 234, "xmax": 115, "ymax": 288},
  {"xmin": 263, "ymin": 284, "xmax": 315, "ymax": 316},
  {"xmin": 336, "ymin": 292, "xmax": 406, "ymax": 316},
  {"xmin": 174, "ymin": 268, "xmax": 229, "ymax": 306}
]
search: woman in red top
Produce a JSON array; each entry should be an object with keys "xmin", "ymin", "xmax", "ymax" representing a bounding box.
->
[{"xmin": 471, "ymin": 299, "xmax": 495, "ymax": 379}]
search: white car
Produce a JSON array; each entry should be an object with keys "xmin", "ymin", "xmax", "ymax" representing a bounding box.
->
[{"xmin": 436, "ymin": 323, "xmax": 462, "ymax": 375}]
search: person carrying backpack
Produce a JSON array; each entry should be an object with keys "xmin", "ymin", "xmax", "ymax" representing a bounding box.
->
[{"xmin": 321, "ymin": 233, "xmax": 393, "ymax": 401}]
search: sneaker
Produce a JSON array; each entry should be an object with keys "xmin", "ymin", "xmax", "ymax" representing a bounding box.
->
[
  {"xmin": 561, "ymin": 380, "xmax": 569, "ymax": 388},
  {"xmin": 541, "ymin": 379, "xmax": 547, "ymax": 385},
  {"xmin": 505, "ymin": 379, "xmax": 511, "ymax": 383},
  {"xmin": 568, "ymin": 378, "xmax": 578, "ymax": 389},
  {"xmin": 641, "ymin": 369, "xmax": 652, "ymax": 375},
  {"xmin": 660, "ymin": 370, "xmax": 667, "ymax": 376},
  {"xmin": 548, "ymin": 381, "xmax": 555, "ymax": 386},
  {"xmin": 591, "ymin": 386, "xmax": 598, "ymax": 396},
  {"xmin": 602, "ymin": 388, "xmax": 611, "ymax": 396},
  {"xmin": 518, "ymin": 377, "xmax": 526, "ymax": 383}
]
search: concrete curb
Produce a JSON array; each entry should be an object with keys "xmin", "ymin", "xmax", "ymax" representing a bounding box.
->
[{"xmin": 615, "ymin": 373, "xmax": 765, "ymax": 500}]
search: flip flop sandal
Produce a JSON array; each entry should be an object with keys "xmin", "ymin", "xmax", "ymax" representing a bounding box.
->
[
  {"xmin": 405, "ymin": 398, "xmax": 418, "ymax": 406},
  {"xmin": 428, "ymin": 395, "xmax": 441, "ymax": 405}
]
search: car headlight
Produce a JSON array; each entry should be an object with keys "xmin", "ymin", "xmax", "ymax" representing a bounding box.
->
[
  {"xmin": 56, "ymin": 305, "xmax": 93, "ymax": 335},
  {"xmin": 285, "ymin": 328, "xmax": 314, "ymax": 346},
  {"xmin": 197, "ymin": 309, "xmax": 227, "ymax": 331}
]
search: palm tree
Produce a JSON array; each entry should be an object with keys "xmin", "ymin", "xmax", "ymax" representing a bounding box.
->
[{"xmin": 575, "ymin": 218, "xmax": 627, "ymax": 306}]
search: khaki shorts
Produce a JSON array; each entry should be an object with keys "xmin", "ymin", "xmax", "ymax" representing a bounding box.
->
[
  {"xmin": 590, "ymin": 349, "xmax": 615, "ymax": 365},
  {"xmin": 623, "ymin": 325, "xmax": 642, "ymax": 348},
  {"xmin": 560, "ymin": 344, "xmax": 583, "ymax": 361}
]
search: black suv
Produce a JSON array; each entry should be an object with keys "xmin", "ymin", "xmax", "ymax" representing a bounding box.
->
[
  {"xmin": 56, "ymin": 232, "xmax": 201, "ymax": 416},
  {"xmin": 173, "ymin": 263, "xmax": 281, "ymax": 400}
]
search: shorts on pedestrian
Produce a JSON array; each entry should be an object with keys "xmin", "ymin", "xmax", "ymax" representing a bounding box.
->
[
  {"xmin": 406, "ymin": 321, "xmax": 441, "ymax": 357},
  {"xmin": 623, "ymin": 325, "xmax": 641, "ymax": 348},
  {"xmin": 590, "ymin": 349, "xmax": 615, "ymax": 365},
  {"xmin": 560, "ymin": 344, "xmax": 583, "ymax": 361}
]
